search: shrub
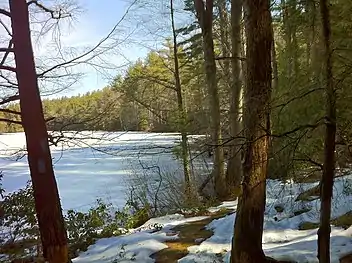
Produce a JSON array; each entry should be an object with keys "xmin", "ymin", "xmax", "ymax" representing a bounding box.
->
[
  {"xmin": 0, "ymin": 182, "xmax": 38, "ymax": 244},
  {"xmin": 0, "ymin": 184, "xmax": 151, "ymax": 261},
  {"xmin": 64, "ymin": 199, "xmax": 124, "ymax": 257},
  {"xmin": 0, "ymin": 182, "xmax": 40, "ymax": 262}
]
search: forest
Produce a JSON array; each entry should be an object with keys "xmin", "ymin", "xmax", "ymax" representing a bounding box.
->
[{"xmin": 0, "ymin": 0, "xmax": 352, "ymax": 262}]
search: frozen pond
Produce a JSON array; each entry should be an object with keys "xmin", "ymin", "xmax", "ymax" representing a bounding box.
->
[{"xmin": 0, "ymin": 131, "xmax": 206, "ymax": 211}]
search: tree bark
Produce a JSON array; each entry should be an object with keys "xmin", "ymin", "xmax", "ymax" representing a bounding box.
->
[
  {"xmin": 9, "ymin": 1, "xmax": 69, "ymax": 262},
  {"xmin": 226, "ymin": 0, "xmax": 243, "ymax": 198},
  {"xmin": 170, "ymin": 0, "xmax": 193, "ymax": 199},
  {"xmin": 194, "ymin": 0, "xmax": 226, "ymax": 199},
  {"xmin": 218, "ymin": 0, "xmax": 231, "ymax": 84},
  {"xmin": 231, "ymin": 0, "xmax": 273, "ymax": 261},
  {"xmin": 281, "ymin": 0, "xmax": 299, "ymax": 79},
  {"xmin": 272, "ymin": 26, "xmax": 279, "ymax": 93},
  {"xmin": 317, "ymin": 0, "xmax": 335, "ymax": 262}
]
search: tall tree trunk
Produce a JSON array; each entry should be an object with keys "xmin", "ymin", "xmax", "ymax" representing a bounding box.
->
[
  {"xmin": 241, "ymin": 25, "xmax": 247, "ymax": 84},
  {"xmin": 226, "ymin": 0, "xmax": 243, "ymax": 198},
  {"xmin": 317, "ymin": 0, "xmax": 335, "ymax": 261},
  {"xmin": 9, "ymin": 1, "xmax": 69, "ymax": 262},
  {"xmin": 231, "ymin": 0, "xmax": 273, "ymax": 261},
  {"xmin": 170, "ymin": 0, "xmax": 193, "ymax": 199},
  {"xmin": 304, "ymin": 0, "xmax": 316, "ymax": 70},
  {"xmin": 291, "ymin": 0, "xmax": 299, "ymax": 76},
  {"xmin": 272, "ymin": 26, "xmax": 279, "ymax": 92},
  {"xmin": 218, "ymin": 0, "xmax": 231, "ymax": 84},
  {"xmin": 309, "ymin": 0, "xmax": 322, "ymax": 83},
  {"xmin": 282, "ymin": 0, "xmax": 299, "ymax": 78},
  {"xmin": 194, "ymin": 0, "xmax": 226, "ymax": 199}
]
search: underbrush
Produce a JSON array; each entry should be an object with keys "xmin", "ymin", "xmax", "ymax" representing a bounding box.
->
[
  {"xmin": 126, "ymin": 154, "xmax": 218, "ymax": 219},
  {"xmin": 0, "ymin": 183, "xmax": 150, "ymax": 262}
]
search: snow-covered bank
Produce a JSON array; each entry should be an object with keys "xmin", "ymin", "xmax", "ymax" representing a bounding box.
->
[{"xmin": 74, "ymin": 176, "xmax": 352, "ymax": 263}]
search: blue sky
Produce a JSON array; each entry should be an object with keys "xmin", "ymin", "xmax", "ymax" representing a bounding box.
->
[
  {"xmin": 45, "ymin": 0, "xmax": 191, "ymax": 98},
  {"xmin": 51, "ymin": 0, "xmax": 148, "ymax": 97}
]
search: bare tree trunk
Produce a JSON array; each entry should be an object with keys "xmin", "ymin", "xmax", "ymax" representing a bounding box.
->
[
  {"xmin": 309, "ymin": 1, "xmax": 322, "ymax": 83},
  {"xmin": 291, "ymin": 0, "xmax": 299, "ymax": 76},
  {"xmin": 218, "ymin": 0, "xmax": 231, "ymax": 82},
  {"xmin": 194, "ymin": 0, "xmax": 226, "ymax": 199},
  {"xmin": 317, "ymin": 0, "xmax": 335, "ymax": 262},
  {"xmin": 170, "ymin": 0, "xmax": 193, "ymax": 199},
  {"xmin": 272, "ymin": 26, "xmax": 279, "ymax": 92},
  {"xmin": 9, "ymin": 1, "xmax": 69, "ymax": 262},
  {"xmin": 241, "ymin": 24, "xmax": 247, "ymax": 84},
  {"xmin": 231, "ymin": 0, "xmax": 273, "ymax": 261},
  {"xmin": 226, "ymin": 0, "xmax": 243, "ymax": 198},
  {"xmin": 282, "ymin": 0, "xmax": 299, "ymax": 78}
]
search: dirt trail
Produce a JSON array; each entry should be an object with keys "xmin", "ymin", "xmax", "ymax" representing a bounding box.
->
[{"xmin": 152, "ymin": 209, "xmax": 232, "ymax": 263}]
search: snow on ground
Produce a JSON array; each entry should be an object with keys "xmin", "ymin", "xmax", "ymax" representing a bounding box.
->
[
  {"xmin": 72, "ymin": 175, "xmax": 352, "ymax": 263},
  {"xmin": 179, "ymin": 176, "xmax": 352, "ymax": 263},
  {"xmin": 73, "ymin": 214, "xmax": 209, "ymax": 263}
]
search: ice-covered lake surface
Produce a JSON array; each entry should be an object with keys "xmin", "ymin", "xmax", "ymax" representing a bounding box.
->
[{"xmin": 0, "ymin": 131, "xmax": 205, "ymax": 211}]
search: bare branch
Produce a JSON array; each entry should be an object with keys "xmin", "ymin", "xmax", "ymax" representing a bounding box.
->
[
  {"xmin": 270, "ymin": 120, "xmax": 324, "ymax": 138},
  {"xmin": 0, "ymin": 95, "xmax": 19, "ymax": 106},
  {"xmin": 133, "ymin": 74, "xmax": 176, "ymax": 91},
  {"xmin": 45, "ymin": 116, "xmax": 55, "ymax": 123},
  {"xmin": 0, "ymin": 9, "xmax": 11, "ymax": 17},
  {"xmin": 0, "ymin": 118, "xmax": 21, "ymax": 125},
  {"xmin": 36, "ymin": 0, "xmax": 138, "ymax": 78},
  {"xmin": 27, "ymin": 0, "xmax": 71, "ymax": 19},
  {"xmin": 0, "ymin": 84, "xmax": 17, "ymax": 90},
  {"xmin": 215, "ymin": 56, "xmax": 246, "ymax": 61},
  {"xmin": 0, "ymin": 65, "xmax": 16, "ymax": 73},
  {"xmin": 0, "ymin": 48, "xmax": 13, "ymax": 53},
  {"xmin": 272, "ymin": 87, "xmax": 324, "ymax": 110},
  {"xmin": 0, "ymin": 18, "xmax": 12, "ymax": 36},
  {"xmin": 0, "ymin": 74, "xmax": 18, "ymax": 87},
  {"xmin": 293, "ymin": 157, "xmax": 324, "ymax": 170},
  {"xmin": 0, "ymin": 108, "xmax": 21, "ymax": 115},
  {"xmin": 0, "ymin": 41, "xmax": 13, "ymax": 66}
]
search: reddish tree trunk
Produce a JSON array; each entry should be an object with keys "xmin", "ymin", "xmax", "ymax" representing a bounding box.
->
[
  {"xmin": 9, "ymin": 1, "xmax": 69, "ymax": 262},
  {"xmin": 231, "ymin": 0, "xmax": 273, "ymax": 262}
]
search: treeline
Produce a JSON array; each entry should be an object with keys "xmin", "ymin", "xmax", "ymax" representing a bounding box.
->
[{"xmin": 0, "ymin": 44, "xmax": 210, "ymax": 134}]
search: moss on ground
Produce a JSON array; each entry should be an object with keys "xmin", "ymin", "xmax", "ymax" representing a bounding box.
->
[
  {"xmin": 332, "ymin": 211, "xmax": 352, "ymax": 229},
  {"xmin": 295, "ymin": 184, "xmax": 320, "ymax": 201},
  {"xmin": 299, "ymin": 211, "xmax": 352, "ymax": 230},
  {"xmin": 298, "ymin": 221, "xmax": 320, "ymax": 230}
]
